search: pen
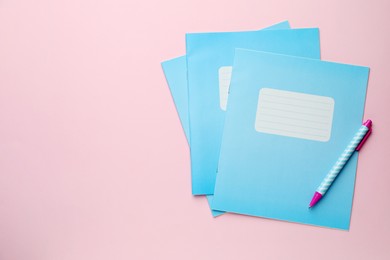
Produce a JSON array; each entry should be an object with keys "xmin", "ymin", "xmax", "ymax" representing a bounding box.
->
[{"xmin": 309, "ymin": 119, "xmax": 372, "ymax": 208}]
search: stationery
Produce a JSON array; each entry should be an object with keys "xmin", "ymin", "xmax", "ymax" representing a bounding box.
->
[
  {"xmin": 186, "ymin": 28, "xmax": 321, "ymax": 195},
  {"xmin": 309, "ymin": 120, "xmax": 372, "ymax": 208},
  {"xmin": 212, "ymin": 49, "xmax": 369, "ymax": 229},
  {"xmin": 162, "ymin": 21, "xmax": 293, "ymax": 216},
  {"xmin": 162, "ymin": 56, "xmax": 224, "ymax": 217}
]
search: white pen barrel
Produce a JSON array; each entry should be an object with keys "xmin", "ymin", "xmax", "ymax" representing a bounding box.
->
[{"xmin": 317, "ymin": 125, "xmax": 369, "ymax": 195}]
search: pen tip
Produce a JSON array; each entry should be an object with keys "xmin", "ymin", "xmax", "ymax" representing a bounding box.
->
[{"xmin": 363, "ymin": 119, "xmax": 372, "ymax": 128}]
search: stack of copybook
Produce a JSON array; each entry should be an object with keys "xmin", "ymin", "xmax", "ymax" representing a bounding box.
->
[{"xmin": 161, "ymin": 21, "xmax": 370, "ymax": 230}]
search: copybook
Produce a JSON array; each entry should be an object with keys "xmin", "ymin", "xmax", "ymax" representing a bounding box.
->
[
  {"xmin": 212, "ymin": 50, "xmax": 369, "ymax": 229},
  {"xmin": 161, "ymin": 21, "xmax": 291, "ymax": 216},
  {"xmin": 162, "ymin": 56, "xmax": 223, "ymax": 217},
  {"xmin": 186, "ymin": 28, "xmax": 320, "ymax": 195}
]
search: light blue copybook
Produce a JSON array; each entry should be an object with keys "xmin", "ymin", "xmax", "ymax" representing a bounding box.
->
[
  {"xmin": 162, "ymin": 22, "xmax": 291, "ymax": 216},
  {"xmin": 186, "ymin": 28, "xmax": 321, "ymax": 195},
  {"xmin": 162, "ymin": 56, "xmax": 222, "ymax": 217},
  {"xmin": 212, "ymin": 49, "xmax": 369, "ymax": 229}
]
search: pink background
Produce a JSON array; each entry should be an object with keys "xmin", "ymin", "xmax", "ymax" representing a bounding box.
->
[{"xmin": 0, "ymin": 1, "xmax": 389, "ymax": 259}]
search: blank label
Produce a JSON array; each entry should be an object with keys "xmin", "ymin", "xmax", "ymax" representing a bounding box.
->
[
  {"xmin": 255, "ymin": 88, "xmax": 335, "ymax": 142},
  {"xmin": 218, "ymin": 66, "xmax": 232, "ymax": 111}
]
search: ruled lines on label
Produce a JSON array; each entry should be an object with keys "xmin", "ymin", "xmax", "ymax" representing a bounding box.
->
[
  {"xmin": 255, "ymin": 88, "xmax": 335, "ymax": 142},
  {"xmin": 218, "ymin": 66, "xmax": 233, "ymax": 111}
]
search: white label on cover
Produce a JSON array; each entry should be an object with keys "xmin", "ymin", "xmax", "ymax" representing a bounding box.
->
[
  {"xmin": 218, "ymin": 66, "xmax": 232, "ymax": 111},
  {"xmin": 255, "ymin": 88, "xmax": 335, "ymax": 142}
]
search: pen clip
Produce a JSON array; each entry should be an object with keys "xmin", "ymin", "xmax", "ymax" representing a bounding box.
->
[{"xmin": 356, "ymin": 128, "xmax": 372, "ymax": 151}]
